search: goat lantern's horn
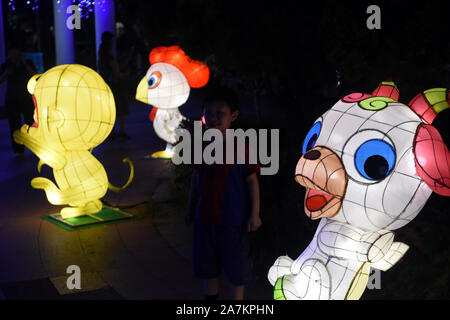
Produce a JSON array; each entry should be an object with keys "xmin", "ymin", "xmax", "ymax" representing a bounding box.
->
[
  {"xmin": 372, "ymin": 78, "xmax": 400, "ymax": 101},
  {"xmin": 411, "ymin": 88, "xmax": 450, "ymax": 196},
  {"xmin": 408, "ymin": 88, "xmax": 450, "ymax": 124}
]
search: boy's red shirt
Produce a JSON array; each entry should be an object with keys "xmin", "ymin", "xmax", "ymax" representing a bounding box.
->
[{"xmin": 194, "ymin": 140, "xmax": 260, "ymax": 226}]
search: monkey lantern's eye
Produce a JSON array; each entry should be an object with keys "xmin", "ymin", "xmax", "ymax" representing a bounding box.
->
[
  {"xmin": 354, "ymin": 139, "xmax": 396, "ymax": 180},
  {"xmin": 302, "ymin": 121, "xmax": 322, "ymax": 154},
  {"xmin": 147, "ymin": 71, "xmax": 161, "ymax": 89}
]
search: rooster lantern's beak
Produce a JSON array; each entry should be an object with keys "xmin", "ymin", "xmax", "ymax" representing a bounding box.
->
[{"xmin": 136, "ymin": 76, "xmax": 148, "ymax": 104}]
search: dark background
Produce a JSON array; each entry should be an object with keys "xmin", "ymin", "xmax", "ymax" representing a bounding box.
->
[{"xmin": 2, "ymin": 0, "xmax": 450, "ymax": 299}]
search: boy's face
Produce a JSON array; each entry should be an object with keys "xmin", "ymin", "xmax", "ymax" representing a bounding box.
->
[{"xmin": 204, "ymin": 101, "xmax": 238, "ymax": 133}]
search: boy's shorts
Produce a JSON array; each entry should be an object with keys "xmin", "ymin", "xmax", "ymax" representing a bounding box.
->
[{"xmin": 193, "ymin": 221, "xmax": 251, "ymax": 286}]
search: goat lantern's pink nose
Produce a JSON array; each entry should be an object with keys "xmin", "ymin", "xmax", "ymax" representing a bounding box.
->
[{"xmin": 295, "ymin": 146, "xmax": 348, "ymax": 219}]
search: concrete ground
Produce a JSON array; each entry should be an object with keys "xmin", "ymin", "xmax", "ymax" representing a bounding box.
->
[{"xmin": 0, "ymin": 93, "xmax": 273, "ymax": 300}]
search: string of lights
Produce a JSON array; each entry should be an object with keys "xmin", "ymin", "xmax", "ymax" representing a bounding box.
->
[
  {"xmin": 7, "ymin": 0, "xmax": 108, "ymax": 18},
  {"xmin": 8, "ymin": 0, "xmax": 39, "ymax": 11}
]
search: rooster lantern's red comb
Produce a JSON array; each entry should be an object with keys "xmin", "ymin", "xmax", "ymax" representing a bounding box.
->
[{"xmin": 149, "ymin": 45, "xmax": 209, "ymax": 88}]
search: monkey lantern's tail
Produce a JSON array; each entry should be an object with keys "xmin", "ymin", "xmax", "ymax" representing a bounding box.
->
[{"xmin": 108, "ymin": 157, "xmax": 135, "ymax": 192}]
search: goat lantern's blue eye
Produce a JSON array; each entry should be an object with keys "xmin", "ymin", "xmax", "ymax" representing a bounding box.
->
[
  {"xmin": 302, "ymin": 121, "xmax": 322, "ymax": 154},
  {"xmin": 354, "ymin": 139, "xmax": 396, "ymax": 180}
]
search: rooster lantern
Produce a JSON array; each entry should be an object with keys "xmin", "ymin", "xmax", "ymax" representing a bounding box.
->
[
  {"xmin": 136, "ymin": 45, "xmax": 210, "ymax": 159},
  {"xmin": 268, "ymin": 80, "xmax": 450, "ymax": 300}
]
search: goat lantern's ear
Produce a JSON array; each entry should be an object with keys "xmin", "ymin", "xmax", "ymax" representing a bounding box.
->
[{"xmin": 411, "ymin": 88, "xmax": 450, "ymax": 196}]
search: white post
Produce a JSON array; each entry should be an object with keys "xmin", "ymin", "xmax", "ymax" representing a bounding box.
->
[
  {"xmin": 95, "ymin": 0, "xmax": 116, "ymax": 66},
  {"xmin": 52, "ymin": 0, "xmax": 75, "ymax": 65},
  {"xmin": 0, "ymin": 1, "xmax": 6, "ymax": 107}
]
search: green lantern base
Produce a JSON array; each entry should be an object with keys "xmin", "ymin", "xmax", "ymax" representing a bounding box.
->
[
  {"xmin": 41, "ymin": 206, "xmax": 135, "ymax": 231},
  {"xmin": 274, "ymin": 276, "xmax": 287, "ymax": 300}
]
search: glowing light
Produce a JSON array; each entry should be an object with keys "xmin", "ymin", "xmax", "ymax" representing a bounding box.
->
[
  {"xmin": 268, "ymin": 80, "xmax": 450, "ymax": 300},
  {"xmin": 13, "ymin": 64, "xmax": 133, "ymax": 219},
  {"xmin": 8, "ymin": 0, "xmax": 40, "ymax": 11},
  {"xmin": 136, "ymin": 45, "xmax": 210, "ymax": 159}
]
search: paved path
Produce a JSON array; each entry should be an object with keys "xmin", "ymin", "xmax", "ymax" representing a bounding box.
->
[{"xmin": 0, "ymin": 94, "xmax": 272, "ymax": 300}]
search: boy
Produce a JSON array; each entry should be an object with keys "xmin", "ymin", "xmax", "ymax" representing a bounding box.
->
[{"xmin": 185, "ymin": 87, "xmax": 262, "ymax": 300}]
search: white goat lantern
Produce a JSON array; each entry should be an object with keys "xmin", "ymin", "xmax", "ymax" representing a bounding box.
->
[{"xmin": 268, "ymin": 80, "xmax": 450, "ymax": 300}]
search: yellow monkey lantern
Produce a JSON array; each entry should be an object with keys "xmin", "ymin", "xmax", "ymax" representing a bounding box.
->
[{"xmin": 14, "ymin": 64, "xmax": 133, "ymax": 219}]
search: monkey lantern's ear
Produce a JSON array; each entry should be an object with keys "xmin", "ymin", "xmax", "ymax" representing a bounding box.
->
[{"xmin": 27, "ymin": 74, "xmax": 42, "ymax": 95}]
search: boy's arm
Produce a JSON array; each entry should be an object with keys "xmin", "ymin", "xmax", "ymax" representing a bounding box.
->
[
  {"xmin": 246, "ymin": 172, "xmax": 261, "ymax": 231},
  {"xmin": 185, "ymin": 169, "xmax": 199, "ymax": 224}
]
